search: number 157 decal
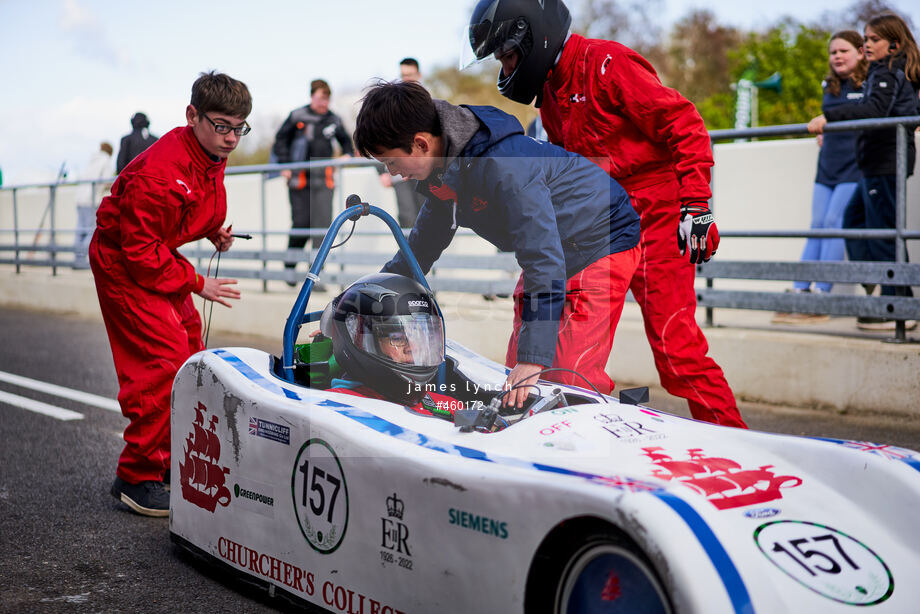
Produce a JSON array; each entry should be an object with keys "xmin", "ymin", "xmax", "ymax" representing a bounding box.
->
[
  {"xmin": 754, "ymin": 520, "xmax": 894, "ymax": 606},
  {"xmin": 292, "ymin": 439, "xmax": 349, "ymax": 554}
]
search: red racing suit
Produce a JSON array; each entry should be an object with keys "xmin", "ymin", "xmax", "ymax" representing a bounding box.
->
[
  {"xmin": 506, "ymin": 248, "xmax": 640, "ymax": 394},
  {"xmin": 89, "ymin": 126, "xmax": 228, "ymax": 483},
  {"xmin": 540, "ymin": 34, "xmax": 746, "ymax": 428}
]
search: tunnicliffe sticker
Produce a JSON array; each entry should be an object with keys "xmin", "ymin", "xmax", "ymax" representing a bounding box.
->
[{"xmin": 249, "ymin": 417, "xmax": 291, "ymax": 445}]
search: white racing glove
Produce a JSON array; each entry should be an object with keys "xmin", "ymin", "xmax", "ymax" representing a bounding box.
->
[{"xmin": 677, "ymin": 203, "xmax": 720, "ymax": 264}]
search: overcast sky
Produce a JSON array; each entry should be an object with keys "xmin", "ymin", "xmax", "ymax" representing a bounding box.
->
[{"xmin": 2, "ymin": 0, "xmax": 918, "ymax": 184}]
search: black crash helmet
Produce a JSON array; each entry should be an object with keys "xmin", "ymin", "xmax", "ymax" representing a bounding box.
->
[
  {"xmin": 466, "ymin": 0, "xmax": 571, "ymax": 106},
  {"xmin": 321, "ymin": 273, "xmax": 444, "ymax": 405}
]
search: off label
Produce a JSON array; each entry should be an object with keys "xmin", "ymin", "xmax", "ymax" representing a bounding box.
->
[
  {"xmin": 292, "ymin": 439, "xmax": 349, "ymax": 554},
  {"xmin": 754, "ymin": 520, "xmax": 893, "ymax": 605}
]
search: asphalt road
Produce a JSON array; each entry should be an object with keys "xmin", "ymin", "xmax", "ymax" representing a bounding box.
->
[{"xmin": 1, "ymin": 306, "xmax": 918, "ymax": 613}]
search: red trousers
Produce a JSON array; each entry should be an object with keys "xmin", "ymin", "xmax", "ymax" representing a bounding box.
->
[
  {"xmin": 90, "ymin": 234, "xmax": 205, "ymax": 483},
  {"xmin": 506, "ymin": 247, "xmax": 640, "ymax": 394},
  {"xmin": 626, "ymin": 176, "xmax": 747, "ymax": 428}
]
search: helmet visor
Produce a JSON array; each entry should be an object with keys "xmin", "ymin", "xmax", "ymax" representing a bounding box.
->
[
  {"xmin": 345, "ymin": 313, "xmax": 444, "ymax": 368},
  {"xmin": 460, "ymin": 16, "xmax": 529, "ymax": 70}
]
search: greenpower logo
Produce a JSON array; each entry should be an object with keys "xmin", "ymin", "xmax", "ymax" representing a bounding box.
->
[
  {"xmin": 231, "ymin": 479, "xmax": 276, "ymax": 518},
  {"xmin": 234, "ymin": 483, "xmax": 275, "ymax": 506}
]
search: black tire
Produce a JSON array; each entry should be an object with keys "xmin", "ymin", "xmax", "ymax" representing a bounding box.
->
[{"xmin": 525, "ymin": 519, "xmax": 672, "ymax": 614}]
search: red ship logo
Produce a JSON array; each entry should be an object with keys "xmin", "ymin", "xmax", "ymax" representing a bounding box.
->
[
  {"xmin": 179, "ymin": 402, "xmax": 231, "ymax": 512},
  {"xmin": 642, "ymin": 446, "xmax": 802, "ymax": 510}
]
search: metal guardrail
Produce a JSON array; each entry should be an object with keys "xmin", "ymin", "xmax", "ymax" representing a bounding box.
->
[
  {"xmin": 1, "ymin": 116, "xmax": 919, "ymax": 340},
  {"xmin": 707, "ymin": 115, "xmax": 920, "ymax": 341},
  {"xmin": 179, "ymin": 242, "xmax": 520, "ymax": 295}
]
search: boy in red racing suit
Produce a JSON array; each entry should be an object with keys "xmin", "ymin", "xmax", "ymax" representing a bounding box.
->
[
  {"xmin": 90, "ymin": 71, "xmax": 252, "ymax": 516},
  {"xmin": 466, "ymin": 0, "xmax": 746, "ymax": 428}
]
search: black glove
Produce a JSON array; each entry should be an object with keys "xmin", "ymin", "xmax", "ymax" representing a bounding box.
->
[{"xmin": 677, "ymin": 203, "xmax": 719, "ymax": 264}]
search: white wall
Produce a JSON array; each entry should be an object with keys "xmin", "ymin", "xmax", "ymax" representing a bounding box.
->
[{"xmin": 712, "ymin": 135, "xmax": 920, "ymax": 262}]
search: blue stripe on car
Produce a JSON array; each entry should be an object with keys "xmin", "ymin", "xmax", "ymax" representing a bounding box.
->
[
  {"xmin": 213, "ymin": 349, "xmax": 752, "ymax": 613},
  {"xmin": 657, "ymin": 493, "xmax": 754, "ymax": 614}
]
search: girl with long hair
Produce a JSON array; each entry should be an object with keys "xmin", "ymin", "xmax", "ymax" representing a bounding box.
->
[
  {"xmin": 807, "ymin": 13, "xmax": 920, "ymax": 330},
  {"xmin": 775, "ymin": 31, "xmax": 868, "ymax": 324}
]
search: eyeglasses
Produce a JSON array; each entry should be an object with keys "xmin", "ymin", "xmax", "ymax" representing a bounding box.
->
[
  {"xmin": 380, "ymin": 331, "xmax": 409, "ymax": 349},
  {"xmin": 202, "ymin": 113, "xmax": 251, "ymax": 136}
]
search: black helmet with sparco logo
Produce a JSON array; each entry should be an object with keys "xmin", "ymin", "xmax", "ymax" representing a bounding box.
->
[
  {"xmin": 466, "ymin": 0, "xmax": 571, "ymax": 106},
  {"xmin": 320, "ymin": 273, "xmax": 444, "ymax": 404}
]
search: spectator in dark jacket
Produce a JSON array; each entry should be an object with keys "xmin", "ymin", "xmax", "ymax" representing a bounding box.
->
[
  {"xmin": 116, "ymin": 112, "xmax": 158, "ymax": 174},
  {"xmin": 273, "ymin": 79, "xmax": 354, "ymax": 276},
  {"xmin": 354, "ymin": 81, "xmax": 641, "ymax": 409},
  {"xmin": 808, "ymin": 12, "xmax": 920, "ymax": 330}
]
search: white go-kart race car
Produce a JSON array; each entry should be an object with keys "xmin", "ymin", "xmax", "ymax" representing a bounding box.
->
[{"xmin": 170, "ymin": 198, "xmax": 920, "ymax": 613}]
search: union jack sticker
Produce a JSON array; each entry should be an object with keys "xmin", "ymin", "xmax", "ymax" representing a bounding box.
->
[{"xmin": 841, "ymin": 441, "xmax": 913, "ymax": 460}]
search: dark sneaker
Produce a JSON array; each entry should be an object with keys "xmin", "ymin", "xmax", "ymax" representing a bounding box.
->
[{"xmin": 111, "ymin": 477, "xmax": 169, "ymax": 517}]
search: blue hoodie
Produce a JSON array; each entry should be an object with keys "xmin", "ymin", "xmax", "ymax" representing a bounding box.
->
[{"xmin": 383, "ymin": 102, "xmax": 639, "ymax": 367}]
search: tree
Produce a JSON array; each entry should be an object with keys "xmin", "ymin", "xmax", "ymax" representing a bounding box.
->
[
  {"xmin": 420, "ymin": 0, "xmax": 917, "ymax": 133},
  {"xmin": 727, "ymin": 21, "xmax": 830, "ymax": 128},
  {"xmin": 842, "ymin": 0, "xmax": 915, "ymax": 30},
  {"xmin": 425, "ymin": 63, "xmax": 538, "ymax": 131},
  {"xmin": 660, "ymin": 10, "xmax": 742, "ymax": 105},
  {"xmin": 228, "ymin": 142, "xmax": 272, "ymax": 167},
  {"xmin": 571, "ymin": 0, "xmax": 665, "ymax": 59}
]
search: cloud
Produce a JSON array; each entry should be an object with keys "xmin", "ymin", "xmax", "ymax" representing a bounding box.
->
[{"xmin": 58, "ymin": 0, "xmax": 127, "ymax": 69}]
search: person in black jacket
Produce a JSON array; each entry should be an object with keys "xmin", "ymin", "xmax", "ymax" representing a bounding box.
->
[
  {"xmin": 273, "ymin": 79, "xmax": 354, "ymax": 279},
  {"xmin": 808, "ymin": 12, "xmax": 920, "ymax": 330},
  {"xmin": 354, "ymin": 81, "xmax": 641, "ymax": 409},
  {"xmin": 116, "ymin": 112, "xmax": 157, "ymax": 174}
]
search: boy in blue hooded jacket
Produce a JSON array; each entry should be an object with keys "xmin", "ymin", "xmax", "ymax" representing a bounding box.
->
[{"xmin": 354, "ymin": 81, "xmax": 640, "ymax": 408}]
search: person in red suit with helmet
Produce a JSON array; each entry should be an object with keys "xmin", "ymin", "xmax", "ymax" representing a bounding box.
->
[
  {"xmin": 466, "ymin": 0, "xmax": 747, "ymax": 428},
  {"xmin": 90, "ymin": 71, "xmax": 252, "ymax": 516}
]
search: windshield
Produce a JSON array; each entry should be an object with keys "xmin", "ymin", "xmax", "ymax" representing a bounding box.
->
[{"xmin": 345, "ymin": 313, "xmax": 444, "ymax": 367}]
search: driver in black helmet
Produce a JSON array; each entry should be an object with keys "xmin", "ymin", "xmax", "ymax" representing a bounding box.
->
[{"xmin": 321, "ymin": 273, "xmax": 463, "ymax": 419}]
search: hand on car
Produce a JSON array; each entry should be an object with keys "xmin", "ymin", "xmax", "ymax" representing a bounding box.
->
[{"xmin": 502, "ymin": 362, "xmax": 544, "ymax": 409}]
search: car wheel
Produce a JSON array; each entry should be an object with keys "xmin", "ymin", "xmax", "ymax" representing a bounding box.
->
[{"xmin": 526, "ymin": 521, "xmax": 672, "ymax": 614}]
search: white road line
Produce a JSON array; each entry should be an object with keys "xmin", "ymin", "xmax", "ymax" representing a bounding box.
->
[
  {"xmin": 0, "ymin": 370, "xmax": 120, "ymax": 413},
  {"xmin": 0, "ymin": 390, "xmax": 83, "ymax": 421}
]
